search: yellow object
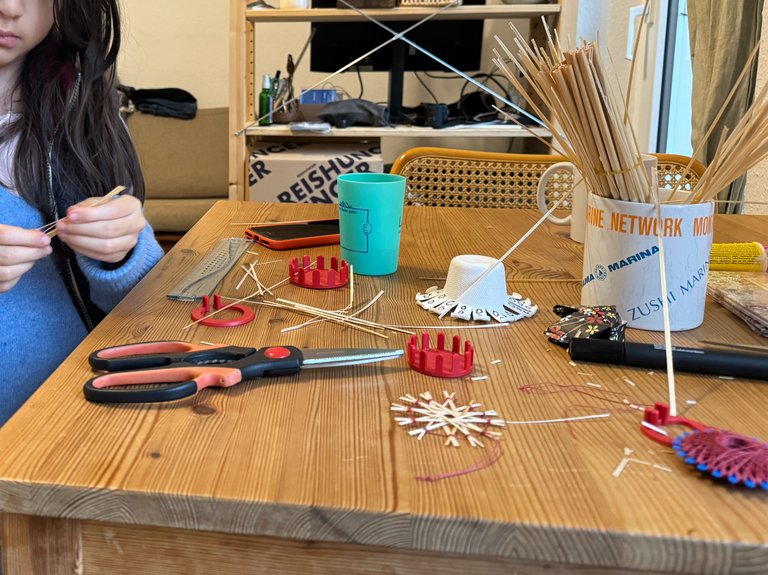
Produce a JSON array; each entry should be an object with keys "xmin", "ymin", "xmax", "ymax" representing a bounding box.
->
[
  {"xmin": 710, "ymin": 242, "xmax": 767, "ymax": 272},
  {"xmin": 389, "ymin": 148, "xmax": 705, "ymax": 209}
]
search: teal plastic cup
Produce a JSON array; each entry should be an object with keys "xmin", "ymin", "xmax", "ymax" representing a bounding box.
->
[{"xmin": 337, "ymin": 173, "xmax": 406, "ymax": 276}]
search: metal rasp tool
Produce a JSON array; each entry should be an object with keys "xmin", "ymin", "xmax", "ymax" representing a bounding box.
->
[{"xmin": 166, "ymin": 238, "xmax": 251, "ymax": 301}]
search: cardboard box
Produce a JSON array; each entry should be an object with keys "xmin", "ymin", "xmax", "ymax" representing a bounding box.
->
[{"xmin": 248, "ymin": 142, "xmax": 382, "ymax": 203}]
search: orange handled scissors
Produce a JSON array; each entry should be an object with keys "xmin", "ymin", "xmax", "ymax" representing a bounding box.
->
[{"xmin": 84, "ymin": 340, "xmax": 403, "ymax": 403}]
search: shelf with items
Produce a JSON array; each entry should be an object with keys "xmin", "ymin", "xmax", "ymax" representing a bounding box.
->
[
  {"xmin": 229, "ymin": 1, "xmax": 562, "ymax": 200},
  {"xmin": 244, "ymin": 124, "xmax": 552, "ymax": 139},
  {"xmin": 245, "ymin": 5, "xmax": 560, "ymax": 23}
]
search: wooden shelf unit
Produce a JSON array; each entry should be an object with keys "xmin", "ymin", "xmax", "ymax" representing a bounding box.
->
[
  {"xmin": 245, "ymin": 5, "xmax": 560, "ymax": 23},
  {"xmin": 243, "ymin": 124, "xmax": 552, "ymax": 139},
  {"xmin": 229, "ymin": 1, "xmax": 562, "ymax": 200}
]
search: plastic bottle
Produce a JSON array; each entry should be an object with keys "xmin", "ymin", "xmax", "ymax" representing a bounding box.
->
[
  {"xmin": 709, "ymin": 242, "xmax": 768, "ymax": 272},
  {"xmin": 258, "ymin": 74, "xmax": 272, "ymax": 126}
]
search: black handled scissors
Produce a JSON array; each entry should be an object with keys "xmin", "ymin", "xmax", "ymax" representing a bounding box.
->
[{"xmin": 84, "ymin": 341, "xmax": 403, "ymax": 403}]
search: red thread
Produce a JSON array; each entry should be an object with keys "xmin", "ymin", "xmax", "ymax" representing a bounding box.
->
[
  {"xmin": 415, "ymin": 438, "xmax": 503, "ymax": 482},
  {"xmin": 521, "ymin": 382, "xmax": 649, "ymax": 408},
  {"xmin": 520, "ymin": 382, "xmax": 649, "ymax": 438}
]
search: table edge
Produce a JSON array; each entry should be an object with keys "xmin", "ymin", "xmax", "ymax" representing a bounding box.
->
[{"xmin": 0, "ymin": 480, "xmax": 765, "ymax": 573}]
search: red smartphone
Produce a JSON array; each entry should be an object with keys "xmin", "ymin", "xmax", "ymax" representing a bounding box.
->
[{"xmin": 244, "ymin": 218, "xmax": 340, "ymax": 250}]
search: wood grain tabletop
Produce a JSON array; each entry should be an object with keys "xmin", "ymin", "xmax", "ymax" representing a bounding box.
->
[{"xmin": 1, "ymin": 202, "xmax": 767, "ymax": 575}]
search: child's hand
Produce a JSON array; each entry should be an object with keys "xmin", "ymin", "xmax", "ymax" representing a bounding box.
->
[
  {"xmin": 0, "ymin": 225, "xmax": 52, "ymax": 292},
  {"xmin": 56, "ymin": 195, "xmax": 148, "ymax": 263}
]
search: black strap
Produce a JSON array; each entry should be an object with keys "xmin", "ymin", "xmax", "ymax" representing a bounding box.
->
[{"xmin": 118, "ymin": 85, "xmax": 198, "ymax": 120}]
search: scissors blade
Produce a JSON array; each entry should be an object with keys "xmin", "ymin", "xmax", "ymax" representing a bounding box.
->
[{"xmin": 301, "ymin": 348, "xmax": 403, "ymax": 369}]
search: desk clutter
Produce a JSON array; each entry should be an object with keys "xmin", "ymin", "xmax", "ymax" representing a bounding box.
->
[
  {"xmin": 102, "ymin": 27, "xmax": 768, "ymax": 486},
  {"xmin": 13, "ymin": 194, "xmax": 766, "ymax": 574},
  {"xmin": 75, "ymin": 200, "xmax": 766, "ymax": 490},
  {"xmin": 84, "ymin": 17, "xmax": 768, "ymax": 499},
  {"xmin": 90, "ymin": 22, "xmax": 768, "ymax": 493}
]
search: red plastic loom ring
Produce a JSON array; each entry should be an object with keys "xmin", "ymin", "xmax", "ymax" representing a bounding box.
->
[
  {"xmin": 190, "ymin": 293, "xmax": 255, "ymax": 327},
  {"xmin": 641, "ymin": 402, "xmax": 708, "ymax": 447},
  {"xmin": 407, "ymin": 332, "xmax": 474, "ymax": 378},
  {"xmin": 288, "ymin": 254, "xmax": 349, "ymax": 289},
  {"xmin": 642, "ymin": 402, "xmax": 768, "ymax": 489}
]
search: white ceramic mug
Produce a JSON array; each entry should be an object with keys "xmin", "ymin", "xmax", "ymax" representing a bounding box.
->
[
  {"xmin": 536, "ymin": 162, "xmax": 587, "ymax": 243},
  {"xmin": 581, "ymin": 189, "xmax": 714, "ymax": 331}
]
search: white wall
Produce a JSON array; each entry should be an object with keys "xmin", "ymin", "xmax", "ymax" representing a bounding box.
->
[
  {"xmin": 118, "ymin": 1, "xmax": 229, "ymax": 109},
  {"xmin": 576, "ymin": 0, "xmax": 667, "ymax": 153}
]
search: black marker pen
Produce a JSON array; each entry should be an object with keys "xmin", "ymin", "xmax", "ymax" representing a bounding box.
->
[{"xmin": 568, "ymin": 338, "xmax": 768, "ymax": 381}]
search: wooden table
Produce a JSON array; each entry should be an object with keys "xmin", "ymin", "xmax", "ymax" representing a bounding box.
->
[{"xmin": 1, "ymin": 202, "xmax": 767, "ymax": 575}]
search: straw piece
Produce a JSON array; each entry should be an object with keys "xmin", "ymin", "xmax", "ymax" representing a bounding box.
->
[
  {"xmin": 672, "ymin": 42, "xmax": 762, "ymax": 203},
  {"xmin": 449, "ymin": 191, "xmax": 570, "ymax": 305},
  {"xmin": 688, "ymin": 75, "xmax": 768, "ymax": 204},
  {"xmin": 495, "ymin": 27, "xmax": 648, "ymax": 203},
  {"xmin": 43, "ymin": 185, "xmax": 126, "ymax": 238},
  {"xmin": 623, "ymin": 0, "xmax": 651, "ymax": 123}
]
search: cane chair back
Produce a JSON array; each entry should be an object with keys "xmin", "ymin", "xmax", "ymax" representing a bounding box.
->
[{"xmin": 389, "ymin": 147, "xmax": 706, "ymax": 209}]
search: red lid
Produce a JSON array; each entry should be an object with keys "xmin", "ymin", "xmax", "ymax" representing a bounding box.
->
[
  {"xmin": 406, "ymin": 332, "xmax": 474, "ymax": 378},
  {"xmin": 288, "ymin": 254, "xmax": 349, "ymax": 289}
]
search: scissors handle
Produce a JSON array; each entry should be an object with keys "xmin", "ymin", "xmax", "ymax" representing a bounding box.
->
[
  {"xmin": 83, "ymin": 366, "xmax": 245, "ymax": 403},
  {"xmin": 84, "ymin": 346, "xmax": 305, "ymax": 403},
  {"xmin": 88, "ymin": 341, "xmax": 249, "ymax": 371}
]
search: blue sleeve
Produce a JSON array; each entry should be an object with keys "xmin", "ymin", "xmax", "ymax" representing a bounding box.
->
[{"xmin": 74, "ymin": 223, "xmax": 165, "ymax": 312}]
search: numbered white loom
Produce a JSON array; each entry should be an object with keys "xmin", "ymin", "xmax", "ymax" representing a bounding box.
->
[{"xmin": 415, "ymin": 254, "xmax": 538, "ymax": 323}]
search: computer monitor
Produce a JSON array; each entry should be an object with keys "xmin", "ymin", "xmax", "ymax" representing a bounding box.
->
[{"xmin": 309, "ymin": 0, "xmax": 486, "ymax": 123}]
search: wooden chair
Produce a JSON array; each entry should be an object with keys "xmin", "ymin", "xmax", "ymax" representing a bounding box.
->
[{"xmin": 389, "ymin": 147, "xmax": 706, "ymax": 209}]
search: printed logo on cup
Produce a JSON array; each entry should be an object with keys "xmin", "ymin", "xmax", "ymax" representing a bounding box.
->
[
  {"xmin": 338, "ymin": 201, "xmax": 371, "ymax": 254},
  {"xmin": 581, "ymin": 193, "xmax": 714, "ymax": 331}
]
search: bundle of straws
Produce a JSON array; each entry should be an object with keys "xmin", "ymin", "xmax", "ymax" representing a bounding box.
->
[
  {"xmin": 688, "ymin": 71, "xmax": 768, "ymax": 204},
  {"xmin": 492, "ymin": 21, "xmax": 768, "ymax": 207},
  {"xmin": 492, "ymin": 26, "xmax": 653, "ymax": 204}
]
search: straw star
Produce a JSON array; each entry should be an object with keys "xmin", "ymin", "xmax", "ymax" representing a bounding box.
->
[{"xmin": 391, "ymin": 391, "xmax": 505, "ymax": 448}]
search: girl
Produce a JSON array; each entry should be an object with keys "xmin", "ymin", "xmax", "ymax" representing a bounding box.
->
[{"xmin": 0, "ymin": 0, "xmax": 164, "ymax": 425}]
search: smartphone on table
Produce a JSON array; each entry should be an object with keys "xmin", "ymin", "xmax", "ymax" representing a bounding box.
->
[{"xmin": 244, "ymin": 218, "xmax": 340, "ymax": 250}]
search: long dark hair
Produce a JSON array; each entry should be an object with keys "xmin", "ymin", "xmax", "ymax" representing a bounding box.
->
[{"xmin": 12, "ymin": 0, "xmax": 144, "ymax": 216}]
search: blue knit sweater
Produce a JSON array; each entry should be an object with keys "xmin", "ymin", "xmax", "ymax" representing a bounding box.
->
[{"xmin": 0, "ymin": 188, "xmax": 164, "ymax": 425}]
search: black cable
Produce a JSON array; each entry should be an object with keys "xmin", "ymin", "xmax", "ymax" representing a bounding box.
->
[
  {"xmin": 422, "ymin": 71, "xmax": 462, "ymax": 80},
  {"xmin": 414, "ymin": 70, "xmax": 528, "ymax": 124},
  {"xmin": 422, "ymin": 70, "xmax": 521, "ymax": 117},
  {"xmin": 459, "ymin": 72, "xmax": 512, "ymax": 102},
  {"xmin": 355, "ymin": 65, "xmax": 364, "ymax": 100},
  {"xmin": 422, "ymin": 70, "xmax": 514, "ymax": 102},
  {"xmin": 413, "ymin": 71, "xmax": 439, "ymax": 104}
]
